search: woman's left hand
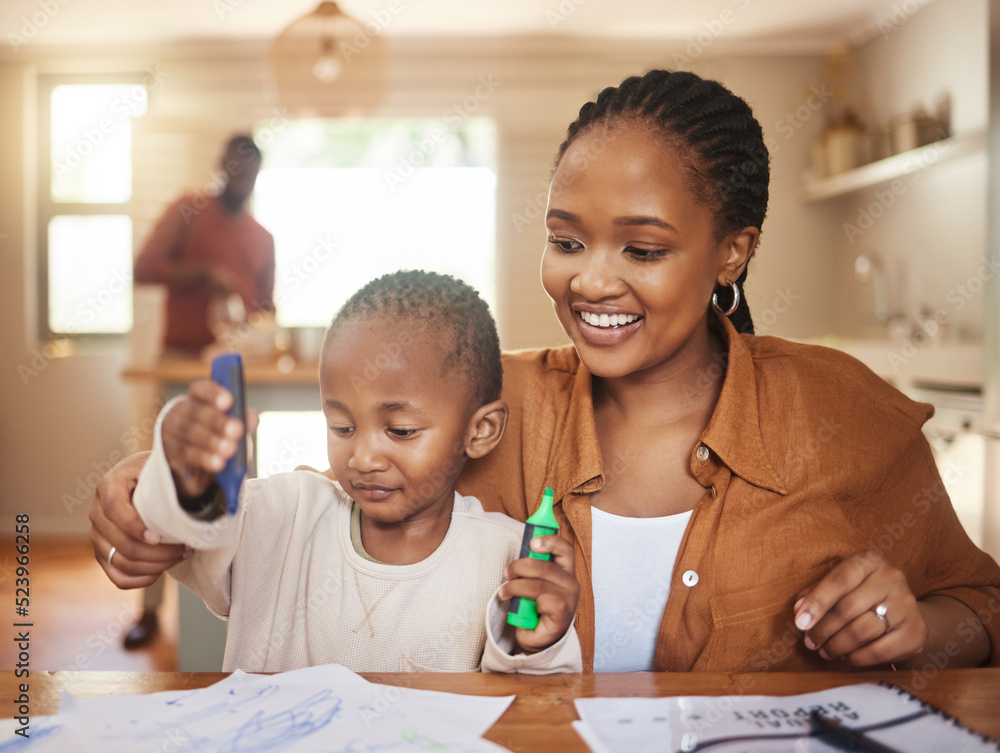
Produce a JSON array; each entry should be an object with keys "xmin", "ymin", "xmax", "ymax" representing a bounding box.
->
[{"xmin": 793, "ymin": 549, "xmax": 928, "ymax": 667}]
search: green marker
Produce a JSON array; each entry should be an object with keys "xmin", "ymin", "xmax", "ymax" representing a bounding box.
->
[{"xmin": 507, "ymin": 487, "xmax": 559, "ymax": 630}]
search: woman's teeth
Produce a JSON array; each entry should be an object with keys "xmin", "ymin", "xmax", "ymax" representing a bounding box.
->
[{"xmin": 580, "ymin": 312, "xmax": 639, "ymax": 328}]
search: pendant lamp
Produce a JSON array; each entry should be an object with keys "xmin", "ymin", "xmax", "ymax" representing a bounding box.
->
[{"xmin": 270, "ymin": 1, "xmax": 388, "ymax": 116}]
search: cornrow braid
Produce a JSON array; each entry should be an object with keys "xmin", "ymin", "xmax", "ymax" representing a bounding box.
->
[
  {"xmin": 554, "ymin": 70, "xmax": 769, "ymax": 335},
  {"xmin": 326, "ymin": 270, "xmax": 502, "ymax": 407}
]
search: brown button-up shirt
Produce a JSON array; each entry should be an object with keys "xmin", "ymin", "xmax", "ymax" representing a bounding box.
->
[{"xmin": 458, "ymin": 316, "xmax": 1000, "ymax": 671}]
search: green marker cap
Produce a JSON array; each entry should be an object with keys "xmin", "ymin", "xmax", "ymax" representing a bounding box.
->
[{"xmin": 526, "ymin": 487, "xmax": 558, "ymax": 529}]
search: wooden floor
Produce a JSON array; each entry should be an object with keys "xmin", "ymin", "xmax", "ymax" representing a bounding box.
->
[{"xmin": 0, "ymin": 538, "xmax": 177, "ymax": 671}]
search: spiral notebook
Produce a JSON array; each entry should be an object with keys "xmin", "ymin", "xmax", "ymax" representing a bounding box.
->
[{"xmin": 574, "ymin": 682, "xmax": 1000, "ymax": 753}]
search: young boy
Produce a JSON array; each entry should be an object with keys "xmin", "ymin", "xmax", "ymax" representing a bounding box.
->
[{"xmin": 133, "ymin": 270, "xmax": 581, "ymax": 673}]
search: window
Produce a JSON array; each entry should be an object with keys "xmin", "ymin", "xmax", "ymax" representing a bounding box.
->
[
  {"xmin": 39, "ymin": 77, "xmax": 148, "ymax": 337},
  {"xmin": 255, "ymin": 411, "xmax": 331, "ymax": 479},
  {"xmin": 252, "ymin": 117, "xmax": 497, "ymax": 328},
  {"xmin": 251, "ymin": 117, "xmax": 498, "ymax": 478}
]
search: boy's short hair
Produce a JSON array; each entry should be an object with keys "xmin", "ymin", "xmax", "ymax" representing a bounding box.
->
[{"xmin": 327, "ymin": 270, "xmax": 502, "ymax": 407}]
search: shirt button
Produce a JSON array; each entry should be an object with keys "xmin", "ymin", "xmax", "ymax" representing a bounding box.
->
[
  {"xmin": 682, "ymin": 570, "xmax": 699, "ymax": 587},
  {"xmin": 695, "ymin": 445, "xmax": 710, "ymax": 461}
]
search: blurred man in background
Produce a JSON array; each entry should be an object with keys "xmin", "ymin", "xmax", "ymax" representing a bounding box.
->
[
  {"xmin": 126, "ymin": 134, "xmax": 274, "ymax": 648},
  {"xmin": 134, "ymin": 134, "xmax": 275, "ymax": 354}
]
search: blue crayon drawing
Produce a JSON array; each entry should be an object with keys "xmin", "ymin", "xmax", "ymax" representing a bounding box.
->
[{"xmin": 0, "ymin": 670, "xmax": 509, "ymax": 753}]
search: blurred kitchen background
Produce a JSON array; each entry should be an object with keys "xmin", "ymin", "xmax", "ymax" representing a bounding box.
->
[{"xmin": 0, "ymin": 0, "xmax": 997, "ymax": 579}]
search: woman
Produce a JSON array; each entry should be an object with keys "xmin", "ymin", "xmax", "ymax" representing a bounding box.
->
[{"xmin": 92, "ymin": 70, "xmax": 1000, "ymax": 672}]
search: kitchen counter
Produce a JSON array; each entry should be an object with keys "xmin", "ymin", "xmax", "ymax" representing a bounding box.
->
[
  {"xmin": 794, "ymin": 336, "xmax": 983, "ymax": 393},
  {"xmin": 798, "ymin": 336, "xmax": 988, "ymax": 551},
  {"xmin": 121, "ymin": 355, "xmax": 321, "ymax": 411}
]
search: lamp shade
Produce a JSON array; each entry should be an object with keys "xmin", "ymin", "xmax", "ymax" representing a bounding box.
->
[{"xmin": 270, "ymin": 1, "xmax": 388, "ymax": 117}]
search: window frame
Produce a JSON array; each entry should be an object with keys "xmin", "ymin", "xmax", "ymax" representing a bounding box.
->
[{"xmin": 37, "ymin": 73, "xmax": 146, "ymax": 341}]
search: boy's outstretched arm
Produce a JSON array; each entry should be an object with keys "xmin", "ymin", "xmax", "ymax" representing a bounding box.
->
[{"xmin": 129, "ymin": 382, "xmax": 248, "ymax": 618}]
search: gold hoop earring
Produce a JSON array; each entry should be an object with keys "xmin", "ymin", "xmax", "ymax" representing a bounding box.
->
[{"xmin": 711, "ymin": 280, "xmax": 740, "ymax": 317}]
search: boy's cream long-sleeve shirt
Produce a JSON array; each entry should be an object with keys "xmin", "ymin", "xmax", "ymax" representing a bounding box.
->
[{"xmin": 134, "ymin": 401, "xmax": 581, "ymax": 674}]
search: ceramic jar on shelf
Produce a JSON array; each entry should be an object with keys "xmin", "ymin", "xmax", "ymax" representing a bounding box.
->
[{"xmin": 813, "ymin": 108, "xmax": 869, "ymax": 177}]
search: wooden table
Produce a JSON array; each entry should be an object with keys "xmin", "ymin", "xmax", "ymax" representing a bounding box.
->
[{"xmin": 5, "ymin": 668, "xmax": 1000, "ymax": 750}]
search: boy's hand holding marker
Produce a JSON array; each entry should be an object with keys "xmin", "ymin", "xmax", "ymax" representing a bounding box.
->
[
  {"xmin": 501, "ymin": 488, "xmax": 580, "ymax": 653},
  {"xmin": 162, "ymin": 378, "xmax": 244, "ymax": 504}
]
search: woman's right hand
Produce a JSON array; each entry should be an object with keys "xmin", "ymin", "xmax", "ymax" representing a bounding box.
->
[{"xmin": 89, "ymin": 452, "xmax": 190, "ymax": 589}]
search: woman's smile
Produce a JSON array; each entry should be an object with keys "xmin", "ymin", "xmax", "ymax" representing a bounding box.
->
[{"xmin": 575, "ymin": 309, "xmax": 644, "ymax": 345}]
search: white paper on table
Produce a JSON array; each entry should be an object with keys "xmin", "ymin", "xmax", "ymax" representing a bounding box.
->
[
  {"xmin": 573, "ymin": 683, "xmax": 1000, "ymax": 753},
  {"xmin": 0, "ymin": 719, "xmax": 17, "ymax": 743},
  {"xmin": 243, "ymin": 663, "xmax": 515, "ymax": 736},
  {"xmin": 0, "ymin": 664, "xmax": 515, "ymax": 753},
  {"xmin": 572, "ymin": 719, "xmax": 614, "ymax": 753},
  {"xmin": 0, "ymin": 721, "xmax": 84, "ymax": 752}
]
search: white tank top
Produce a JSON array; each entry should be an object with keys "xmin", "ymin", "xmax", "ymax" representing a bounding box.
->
[{"xmin": 591, "ymin": 506, "xmax": 692, "ymax": 672}]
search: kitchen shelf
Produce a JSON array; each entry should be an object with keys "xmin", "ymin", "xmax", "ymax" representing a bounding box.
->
[{"xmin": 801, "ymin": 128, "xmax": 987, "ymax": 202}]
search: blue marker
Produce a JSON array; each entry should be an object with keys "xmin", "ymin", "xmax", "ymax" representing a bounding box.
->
[{"xmin": 210, "ymin": 353, "xmax": 247, "ymax": 515}]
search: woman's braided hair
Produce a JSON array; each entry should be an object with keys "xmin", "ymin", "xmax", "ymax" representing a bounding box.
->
[{"xmin": 554, "ymin": 70, "xmax": 770, "ymax": 334}]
